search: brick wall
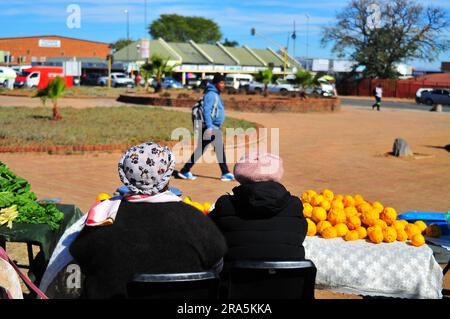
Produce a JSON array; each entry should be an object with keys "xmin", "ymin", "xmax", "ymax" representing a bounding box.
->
[{"xmin": 0, "ymin": 36, "xmax": 110, "ymax": 64}]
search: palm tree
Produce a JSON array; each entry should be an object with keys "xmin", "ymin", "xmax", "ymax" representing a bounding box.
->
[
  {"xmin": 147, "ymin": 54, "xmax": 178, "ymax": 93},
  {"xmin": 294, "ymin": 70, "xmax": 314, "ymax": 96},
  {"xmin": 34, "ymin": 77, "xmax": 66, "ymax": 120},
  {"xmin": 255, "ymin": 69, "xmax": 273, "ymax": 97},
  {"xmin": 140, "ymin": 62, "xmax": 153, "ymax": 92}
]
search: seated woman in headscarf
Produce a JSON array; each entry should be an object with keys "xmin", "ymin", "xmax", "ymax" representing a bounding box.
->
[
  {"xmin": 68, "ymin": 142, "xmax": 227, "ymax": 299},
  {"xmin": 209, "ymin": 152, "xmax": 307, "ymax": 262}
]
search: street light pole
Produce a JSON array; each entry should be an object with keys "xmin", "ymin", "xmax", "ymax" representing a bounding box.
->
[
  {"xmin": 306, "ymin": 14, "xmax": 310, "ymax": 62},
  {"xmin": 251, "ymin": 28, "xmax": 288, "ymax": 77},
  {"xmin": 144, "ymin": 0, "xmax": 147, "ymax": 36},
  {"xmin": 125, "ymin": 9, "xmax": 130, "ymax": 62}
]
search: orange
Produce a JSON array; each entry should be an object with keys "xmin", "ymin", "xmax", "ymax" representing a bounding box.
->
[
  {"xmin": 322, "ymin": 189, "xmax": 335, "ymax": 202},
  {"xmin": 382, "ymin": 227, "xmax": 397, "ymax": 243},
  {"xmin": 320, "ymin": 200, "xmax": 331, "ymax": 212},
  {"xmin": 344, "ymin": 230, "xmax": 360, "ymax": 241},
  {"xmin": 353, "ymin": 194, "xmax": 365, "ymax": 206},
  {"xmin": 373, "ymin": 219, "xmax": 388, "ymax": 230},
  {"xmin": 343, "ymin": 195, "xmax": 355, "ymax": 207},
  {"xmin": 334, "ymin": 194, "xmax": 344, "ymax": 202},
  {"xmin": 396, "ymin": 229, "xmax": 408, "ymax": 242},
  {"xmin": 301, "ymin": 191, "xmax": 312, "ymax": 204},
  {"xmin": 381, "ymin": 207, "xmax": 397, "ymax": 225},
  {"xmin": 317, "ymin": 221, "xmax": 333, "ymax": 234},
  {"xmin": 334, "ymin": 223, "xmax": 349, "ymax": 237},
  {"xmin": 411, "ymin": 234, "xmax": 425, "ymax": 247},
  {"xmin": 321, "ymin": 226, "xmax": 338, "ymax": 239},
  {"xmin": 311, "ymin": 207, "xmax": 327, "ymax": 223},
  {"xmin": 303, "ymin": 203, "xmax": 313, "ymax": 218},
  {"xmin": 95, "ymin": 193, "xmax": 110, "ymax": 202},
  {"xmin": 327, "ymin": 208, "xmax": 346, "ymax": 226},
  {"xmin": 346, "ymin": 215, "xmax": 361, "ymax": 230},
  {"xmin": 331, "ymin": 200, "xmax": 344, "ymax": 210},
  {"xmin": 357, "ymin": 202, "xmax": 373, "ymax": 214},
  {"xmin": 356, "ymin": 226, "xmax": 367, "ymax": 239},
  {"xmin": 367, "ymin": 225, "xmax": 382, "ymax": 235},
  {"xmin": 368, "ymin": 228, "xmax": 383, "ymax": 244},
  {"xmin": 361, "ymin": 209, "xmax": 380, "ymax": 227},
  {"xmin": 306, "ymin": 218, "xmax": 317, "ymax": 237},
  {"xmin": 344, "ymin": 206, "xmax": 358, "ymax": 218},
  {"xmin": 310, "ymin": 195, "xmax": 324, "ymax": 207},
  {"xmin": 425, "ymin": 224, "xmax": 442, "ymax": 238},
  {"xmin": 392, "ymin": 220, "xmax": 406, "ymax": 232},
  {"xmin": 372, "ymin": 201, "xmax": 384, "ymax": 213},
  {"xmin": 414, "ymin": 220, "xmax": 427, "ymax": 233},
  {"xmin": 405, "ymin": 223, "xmax": 421, "ymax": 240}
]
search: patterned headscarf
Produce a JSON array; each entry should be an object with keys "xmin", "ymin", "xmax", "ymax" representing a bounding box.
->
[{"xmin": 118, "ymin": 142, "xmax": 175, "ymax": 195}]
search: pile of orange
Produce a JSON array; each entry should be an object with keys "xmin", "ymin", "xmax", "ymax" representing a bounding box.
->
[{"xmin": 302, "ymin": 189, "xmax": 429, "ymax": 247}]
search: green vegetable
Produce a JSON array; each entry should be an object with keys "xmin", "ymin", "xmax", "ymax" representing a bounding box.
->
[{"xmin": 0, "ymin": 162, "xmax": 64, "ymax": 230}]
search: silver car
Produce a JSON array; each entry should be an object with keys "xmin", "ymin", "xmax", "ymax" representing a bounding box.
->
[{"xmin": 420, "ymin": 88, "xmax": 450, "ymax": 106}]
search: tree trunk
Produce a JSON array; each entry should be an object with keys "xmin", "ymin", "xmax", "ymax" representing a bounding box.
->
[
  {"xmin": 264, "ymin": 84, "xmax": 268, "ymax": 97},
  {"xmin": 52, "ymin": 101, "xmax": 62, "ymax": 121}
]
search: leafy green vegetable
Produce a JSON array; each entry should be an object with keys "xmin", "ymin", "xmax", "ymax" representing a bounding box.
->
[{"xmin": 0, "ymin": 161, "xmax": 64, "ymax": 230}]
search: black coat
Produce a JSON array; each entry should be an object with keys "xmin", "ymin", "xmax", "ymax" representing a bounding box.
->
[
  {"xmin": 209, "ymin": 181, "xmax": 307, "ymax": 262},
  {"xmin": 69, "ymin": 200, "xmax": 227, "ymax": 299}
]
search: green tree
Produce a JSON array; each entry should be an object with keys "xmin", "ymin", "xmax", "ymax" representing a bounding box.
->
[
  {"xmin": 149, "ymin": 14, "xmax": 222, "ymax": 44},
  {"xmin": 222, "ymin": 38, "xmax": 239, "ymax": 47},
  {"xmin": 255, "ymin": 69, "xmax": 273, "ymax": 97},
  {"xmin": 322, "ymin": 0, "xmax": 449, "ymax": 79},
  {"xmin": 140, "ymin": 62, "xmax": 153, "ymax": 92},
  {"xmin": 34, "ymin": 77, "xmax": 66, "ymax": 120},
  {"xmin": 111, "ymin": 38, "xmax": 135, "ymax": 52}
]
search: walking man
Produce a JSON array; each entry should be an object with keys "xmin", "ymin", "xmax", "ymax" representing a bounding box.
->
[
  {"xmin": 178, "ymin": 74, "xmax": 235, "ymax": 182},
  {"xmin": 372, "ymin": 84, "xmax": 383, "ymax": 111}
]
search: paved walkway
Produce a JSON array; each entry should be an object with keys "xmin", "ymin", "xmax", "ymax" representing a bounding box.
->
[{"xmin": 1, "ymin": 96, "xmax": 450, "ymax": 298}]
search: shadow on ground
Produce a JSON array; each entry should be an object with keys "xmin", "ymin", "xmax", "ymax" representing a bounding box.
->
[{"xmin": 426, "ymin": 145, "xmax": 450, "ymax": 153}]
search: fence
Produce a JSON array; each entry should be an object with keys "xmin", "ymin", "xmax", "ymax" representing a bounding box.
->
[{"xmin": 338, "ymin": 78, "xmax": 450, "ymax": 99}]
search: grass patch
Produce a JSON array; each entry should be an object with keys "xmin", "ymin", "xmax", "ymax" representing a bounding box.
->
[{"xmin": 0, "ymin": 107, "xmax": 256, "ymax": 147}]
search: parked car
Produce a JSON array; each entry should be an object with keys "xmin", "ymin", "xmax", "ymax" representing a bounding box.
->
[
  {"xmin": 187, "ymin": 75, "xmax": 214, "ymax": 89},
  {"xmin": 415, "ymin": 88, "xmax": 433, "ymax": 104},
  {"xmin": 247, "ymin": 79, "xmax": 299, "ymax": 94},
  {"xmin": 152, "ymin": 77, "xmax": 183, "ymax": 89},
  {"xmin": 81, "ymin": 73, "xmax": 103, "ymax": 86},
  {"xmin": 420, "ymin": 89, "xmax": 450, "ymax": 106},
  {"xmin": 225, "ymin": 74, "xmax": 254, "ymax": 90},
  {"xmin": 0, "ymin": 67, "xmax": 16, "ymax": 89},
  {"xmin": 98, "ymin": 73, "xmax": 134, "ymax": 88}
]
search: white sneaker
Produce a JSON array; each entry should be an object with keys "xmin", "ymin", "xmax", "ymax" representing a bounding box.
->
[
  {"xmin": 221, "ymin": 173, "xmax": 235, "ymax": 182},
  {"xmin": 178, "ymin": 171, "xmax": 197, "ymax": 181}
]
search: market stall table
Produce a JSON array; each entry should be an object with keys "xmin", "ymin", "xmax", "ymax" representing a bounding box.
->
[
  {"xmin": 0, "ymin": 204, "xmax": 83, "ymax": 283},
  {"xmin": 304, "ymin": 236, "xmax": 444, "ymax": 299}
]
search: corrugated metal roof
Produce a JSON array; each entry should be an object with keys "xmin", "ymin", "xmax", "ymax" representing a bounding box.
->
[
  {"xmin": 168, "ymin": 42, "xmax": 209, "ymax": 64},
  {"xmin": 197, "ymin": 44, "xmax": 236, "ymax": 65},
  {"xmin": 226, "ymin": 47, "xmax": 264, "ymax": 66},
  {"xmin": 114, "ymin": 40, "xmax": 178, "ymax": 62},
  {"xmin": 252, "ymin": 48, "xmax": 283, "ymax": 66}
]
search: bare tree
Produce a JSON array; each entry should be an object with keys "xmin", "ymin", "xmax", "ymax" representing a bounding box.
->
[{"xmin": 322, "ymin": 0, "xmax": 449, "ymax": 78}]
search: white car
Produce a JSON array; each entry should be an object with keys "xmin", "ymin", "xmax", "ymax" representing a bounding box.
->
[
  {"xmin": 247, "ymin": 79, "xmax": 299, "ymax": 94},
  {"xmin": 415, "ymin": 88, "xmax": 433, "ymax": 104},
  {"xmin": 0, "ymin": 67, "xmax": 16, "ymax": 89},
  {"xmin": 98, "ymin": 73, "xmax": 134, "ymax": 88}
]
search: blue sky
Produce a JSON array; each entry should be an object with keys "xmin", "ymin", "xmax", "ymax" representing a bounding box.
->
[{"xmin": 1, "ymin": 0, "xmax": 449, "ymax": 69}]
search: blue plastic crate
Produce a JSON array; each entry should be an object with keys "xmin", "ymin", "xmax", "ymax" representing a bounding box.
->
[{"xmin": 398, "ymin": 211, "xmax": 450, "ymax": 236}]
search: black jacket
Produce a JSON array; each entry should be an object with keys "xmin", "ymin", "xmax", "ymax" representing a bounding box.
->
[
  {"xmin": 69, "ymin": 201, "xmax": 227, "ymax": 299},
  {"xmin": 209, "ymin": 181, "xmax": 307, "ymax": 262}
]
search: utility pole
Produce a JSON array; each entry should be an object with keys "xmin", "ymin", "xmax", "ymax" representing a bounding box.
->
[
  {"xmin": 144, "ymin": 0, "xmax": 147, "ymax": 36},
  {"xmin": 251, "ymin": 27, "xmax": 288, "ymax": 78},
  {"xmin": 125, "ymin": 9, "xmax": 130, "ymax": 62},
  {"xmin": 306, "ymin": 14, "xmax": 310, "ymax": 62}
]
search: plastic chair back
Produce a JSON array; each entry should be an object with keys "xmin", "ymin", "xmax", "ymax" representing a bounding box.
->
[
  {"xmin": 126, "ymin": 271, "xmax": 219, "ymax": 299},
  {"xmin": 225, "ymin": 260, "xmax": 317, "ymax": 299}
]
